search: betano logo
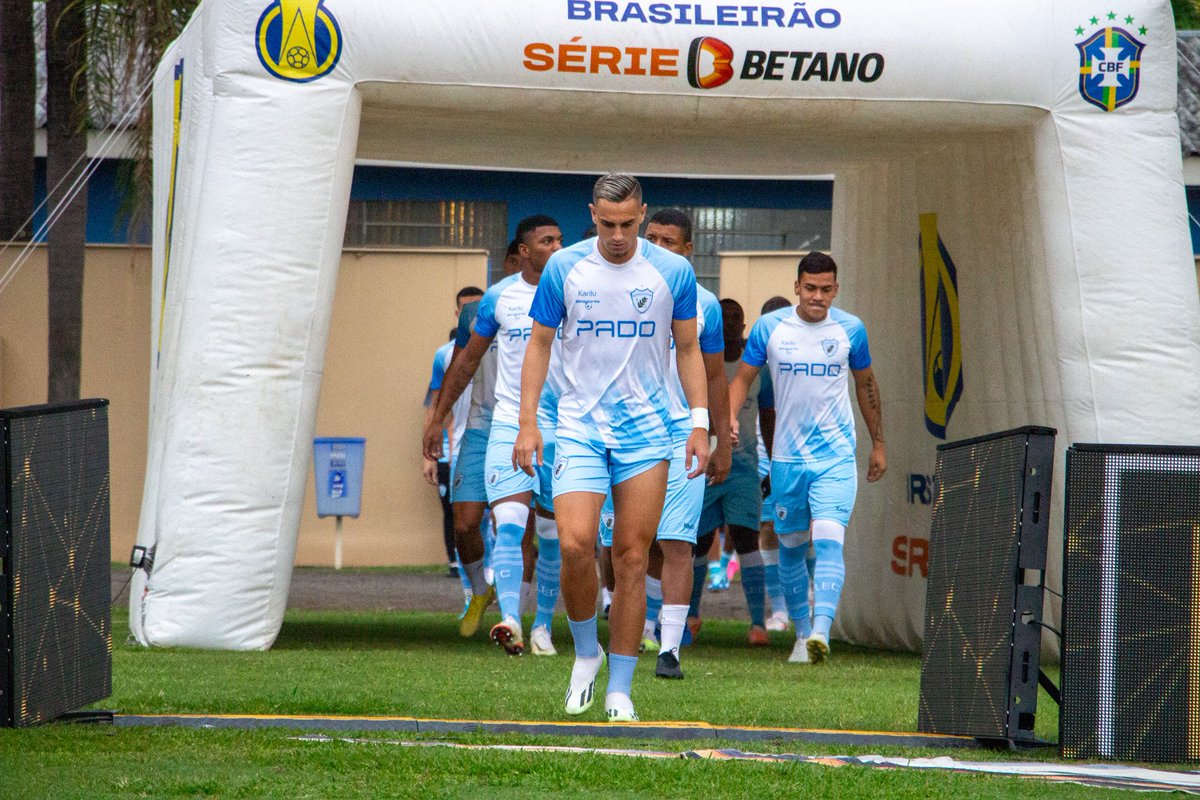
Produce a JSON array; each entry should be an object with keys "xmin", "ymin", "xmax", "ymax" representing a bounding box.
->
[
  {"xmin": 918, "ymin": 213, "xmax": 963, "ymax": 440},
  {"xmin": 256, "ymin": 0, "xmax": 343, "ymax": 83},
  {"xmin": 688, "ymin": 37, "xmax": 735, "ymax": 89}
]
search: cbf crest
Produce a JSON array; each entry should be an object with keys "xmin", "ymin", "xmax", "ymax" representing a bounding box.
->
[
  {"xmin": 1075, "ymin": 13, "xmax": 1146, "ymax": 112},
  {"xmin": 256, "ymin": 0, "xmax": 343, "ymax": 82},
  {"xmin": 630, "ymin": 288, "xmax": 654, "ymax": 314}
]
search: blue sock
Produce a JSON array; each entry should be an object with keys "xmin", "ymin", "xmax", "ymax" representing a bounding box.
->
[
  {"xmin": 534, "ymin": 531, "xmax": 560, "ymax": 629},
  {"xmin": 607, "ymin": 653, "xmax": 638, "ymax": 698},
  {"xmin": 481, "ymin": 511, "xmax": 495, "ymax": 575},
  {"xmin": 688, "ymin": 558, "xmax": 706, "ymax": 618},
  {"xmin": 778, "ymin": 540, "xmax": 812, "ymax": 638},
  {"xmin": 568, "ymin": 615, "xmax": 600, "ymax": 659},
  {"xmin": 762, "ymin": 549, "xmax": 785, "ymax": 616},
  {"xmin": 812, "ymin": 539, "xmax": 845, "ymax": 634},
  {"xmin": 456, "ymin": 549, "xmax": 471, "ymax": 595},
  {"xmin": 644, "ymin": 576, "xmax": 663, "ymax": 628},
  {"xmin": 491, "ymin": 503, "xmax": 528, "ymax": 621},
  {"xmin": 739, "ymin": 561, "xmax": 766, "ymax": 628}
]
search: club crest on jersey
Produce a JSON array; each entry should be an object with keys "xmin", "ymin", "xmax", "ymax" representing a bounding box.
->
[
  {"xmin": 630, "ymin": 288, "xmax": 654, "ymax": 314},
  {"xmin": 821, "ymin": 338, "xmax": 839, "ymax": 358},
  {"xmin": 554, "ymin": 455, "xmax": 569, "ymax": 480}
]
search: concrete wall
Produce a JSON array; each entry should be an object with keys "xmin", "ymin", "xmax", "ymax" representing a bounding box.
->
[{"xmin": 0, "ymin": 245, "xmax": 485, "ymax": 567}]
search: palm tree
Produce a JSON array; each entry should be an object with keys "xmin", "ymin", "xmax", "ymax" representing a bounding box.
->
[
  {"xmin": 0, "ymin": 1, "xmax": 36, "ymax": 242},
  {"xmin": 45, "ymin": 0, "xmax": 89, "ymax": 403}
]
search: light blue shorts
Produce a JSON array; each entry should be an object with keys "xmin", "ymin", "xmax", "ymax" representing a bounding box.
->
[
  {"xmin": 485, "ymin": 422, "xmax": 555, "ymax": 512},
  {"xmin": 699, "ymin": 455, "xmax": 762, "ymax": 534},
  {"xmin": 451, "ymin": 427, "xmax": 489, "ymax": 504},
  {"xmin": 769, "ymin": 455, "xmax": 858, "ymax": 533},
  {"xmin": 598, "ymin": 492, "xmax": 615, "ymax": 548},
  {"xmin": 552, "ymin": 435, "xmax": 670, "ymax": 499},
  {"xmin": 656, "ymin": 437, "xmax": 706, "ymax": 544}
]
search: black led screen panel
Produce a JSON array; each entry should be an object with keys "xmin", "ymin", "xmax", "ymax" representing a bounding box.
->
[
  {"xmin": 1062, "ymin": 445, "xmax": 1200, "ymax": 762},
  {"xmin": 918, "ymin": 426, "xmax": 1054, "ymax": 741},
  {"xmin": 0, "ymin": 400, "xmax": 111, "ymax": 727}
]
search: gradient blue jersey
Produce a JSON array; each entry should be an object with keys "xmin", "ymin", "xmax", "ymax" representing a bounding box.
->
[
  {"xmin": 456, "ymin": 300, "xmax": 498, "ymax": 431},
  {"xmin": 665, "ymin": 284, "xmax": 724, "ymax": 437},
  {"xmin": 429, "ymin": 341, "xmax": 471, "ymax": 462},
  {"xmin": 472, "ymin": 274, "xmax": 561, "ymax": 429},
  {"xmin": 529, "ymin": 237, "xmax": 697, "ymax": 450},
  {"xmin": 742, "ymin": 306, "xmax": 870, "ymax": 463}
]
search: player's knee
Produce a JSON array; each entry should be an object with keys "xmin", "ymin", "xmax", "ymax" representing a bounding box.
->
[
  {"xmin": 811, "ymin": 519, "xmax": 846, "ymax": 545},
  {"xmin": 778, "ymin": 531, "xmax": 808, "ymax": 550}
]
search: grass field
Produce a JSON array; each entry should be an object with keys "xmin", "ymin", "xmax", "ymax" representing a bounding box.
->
[{"xmin": 0, "ymin": 602, "xmax": 1172, "ymax": 798}]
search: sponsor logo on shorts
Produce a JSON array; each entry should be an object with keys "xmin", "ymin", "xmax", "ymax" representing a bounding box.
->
[
  {"xmin": 487, "ymin": 469, "xmax": 500, "ymax": 486},
  {"xmin": 554, "ymin": 455, "xmax": 570, "ymax": 480},
  {"xmin": 453, "ymin": 472, "xmax": 464, "ymax": 489},
  {"xmin": 601, "ymin": 511, "xmax": 615, "ymax": 531},
  {"xmin": 775, "ymin": 504, "xmax": 787, "ymax": 521}
]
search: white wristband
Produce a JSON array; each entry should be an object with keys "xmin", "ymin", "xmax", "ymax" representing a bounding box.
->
[{"xmin": 690, "ymin": 407, "xmax": 709, "ymax": 430}]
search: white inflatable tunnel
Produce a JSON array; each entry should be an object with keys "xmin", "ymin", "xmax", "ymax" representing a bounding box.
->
[{"xmin": 134, "ymin": 0, "xmax": 1200, "ymax": 649}]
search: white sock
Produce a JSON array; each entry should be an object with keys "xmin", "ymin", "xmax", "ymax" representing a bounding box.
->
[
  {"xmin": 520, "ymin": 580, "xmax": 534, "ymax": 614},
  {"xmin": 464, "ymin": 559, "xmax": 488, "ymax": 596},
  {"xmin": 659, "ymin": 604, "xmax": 689, "ymax": 656},
  {"xmin": 601, "ymin": 587, "xmax": 613, "ymax": 608}
]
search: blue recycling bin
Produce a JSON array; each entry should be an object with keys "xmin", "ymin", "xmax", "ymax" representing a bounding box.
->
[{"xmin": 312, "ymin": 437, "xmax": 365, "ymax": 518}]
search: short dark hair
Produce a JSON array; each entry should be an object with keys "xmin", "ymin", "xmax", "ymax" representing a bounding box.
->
[
  {"xmin": 505, "ymin": 238, "xmax": 521, "ymax": 258},
  {"xmin": 515, "ymin": 214, "xmax": 560, "ymax": 245},
  {"xmin": 593, "ymin": 173, "xmax": 642, "ymax": 204},
  {"xmin": 719, "ymin": 297, "xmax": 744, "ymax": 326},
  {"xmin": 456, "ymin": 285, "xmax": 484, "ymax": 303},
  {"xmin": 648, "ymin": 209, "xmax": 693, "ymax": 243},
  {"xmin": 798, "ymin": 251, "xmax": 838, "ymax": 279},
  {"xmin": 761, "ymin": 295, "xmax": 791, "ymax": 315}
]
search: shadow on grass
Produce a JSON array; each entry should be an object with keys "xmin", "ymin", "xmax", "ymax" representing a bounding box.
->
[{"xmin": 274, "ymin": 611, "xmax": 479, "ymax": 652}]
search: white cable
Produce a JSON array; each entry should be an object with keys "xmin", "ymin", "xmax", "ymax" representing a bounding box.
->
[{"xmin": 0, "ymin": 71, "xmax": 155, "ymax": 298}]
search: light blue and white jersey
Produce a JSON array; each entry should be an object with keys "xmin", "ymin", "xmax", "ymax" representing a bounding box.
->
[
  {"xmin": 539, "ymin": 328, "xmax": 566, "ymax": 431},
  {"xmin": 429, "ymin": 341, "xmax": 472, "ymax": 462},
  {"xmin": 742, "ymin": 305, "xmax": 871, "ymax": 463},
  {"xmin": 471, "ymin": 274, "xmax": 564, "ymax": 430},
  {"xmin": 529, "ymin": 237, "xmax": 698, "ymax": 450},
  {"xmin": 665, "ymin": 284, "xmax": 724, "ymax": 438},
  {"xmin": 456, "ymin": 299, "xmax": 498, "ymax": 431},
  {"xmin": 727, "ymin": 355, "xmax": 774, "ymax": 470}
]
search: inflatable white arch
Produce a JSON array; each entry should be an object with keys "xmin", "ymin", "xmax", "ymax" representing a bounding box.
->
[{"xmin": 134, "ymin": 0, "xmax": 1200, "ymax": 649}]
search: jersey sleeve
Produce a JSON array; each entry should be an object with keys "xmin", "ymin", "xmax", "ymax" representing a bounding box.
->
[
  {"xmin": 845, "ymin": 316, "xmax": 872, "ymax": 371},
  {"xmin": 429, "ymin": 347, "xmax": 447, "ymax": 391},
  {"xmin": 455, "ymin": 302, "xmax": 477, "ymax": 349},
  {"xmin": 472, "ymin": 286, "xmax": 501, "ymax": 339},
  {"xmin": 742, "ymin": 317, "xmax": 771, "ymax": 368},
  {"xmin": 530, "ymin": 257, "xmax": 567, "ymax": 327},
  {"xmin": 671, "ymin": 261, "xmax": 698, "ymax": 322},
  {"xmin": 697, "ymin": 293, "xmax": 724, "ymax": 354},
  {"xmin": 757, "ymin": 368, "xmax": 775, "ymax": 410}
]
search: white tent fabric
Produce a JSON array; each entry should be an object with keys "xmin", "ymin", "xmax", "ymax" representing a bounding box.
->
[{"xmin": 135, "ymin": 0, "xmax": 1200, "ymax": 649}]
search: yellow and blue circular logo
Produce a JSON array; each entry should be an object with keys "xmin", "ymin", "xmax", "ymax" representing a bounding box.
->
[{"xmin": 256, "ymin": 1, "xmax": 342, "ymax": 82}]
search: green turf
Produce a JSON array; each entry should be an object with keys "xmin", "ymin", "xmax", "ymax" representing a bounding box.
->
[{"xmin": 0, "ymin": 610, "xmax": 1160, "ymax": 798}]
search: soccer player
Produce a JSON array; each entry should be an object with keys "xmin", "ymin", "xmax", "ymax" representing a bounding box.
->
[
  {"xmin": 691, "ymin": 298, "xmax": 774, "ymax": 647},
  {"xmin": 424, "ymin": 287, "xmax": 485, "ymax": 577},
  {"xmin": 513, "ymin": 174, "xmax": 710, "ymax": 722},
  {"xmin": 641, "ymin": 209, "xmax": 731, "ymax": 680},
  {"xmin": 728, "ymin": 252, "xmax": 886, "ymax": 664},
  {"xmin": 754, "ymin": 295, "xmax": 792, "ymax": 632},
  {"xmin": 424, "ymin": 220, "xmax": 565, "ymax": 655},
  {"xmin": 422, "ymin": 243, "xmax": 520, "ymax": 637}
]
